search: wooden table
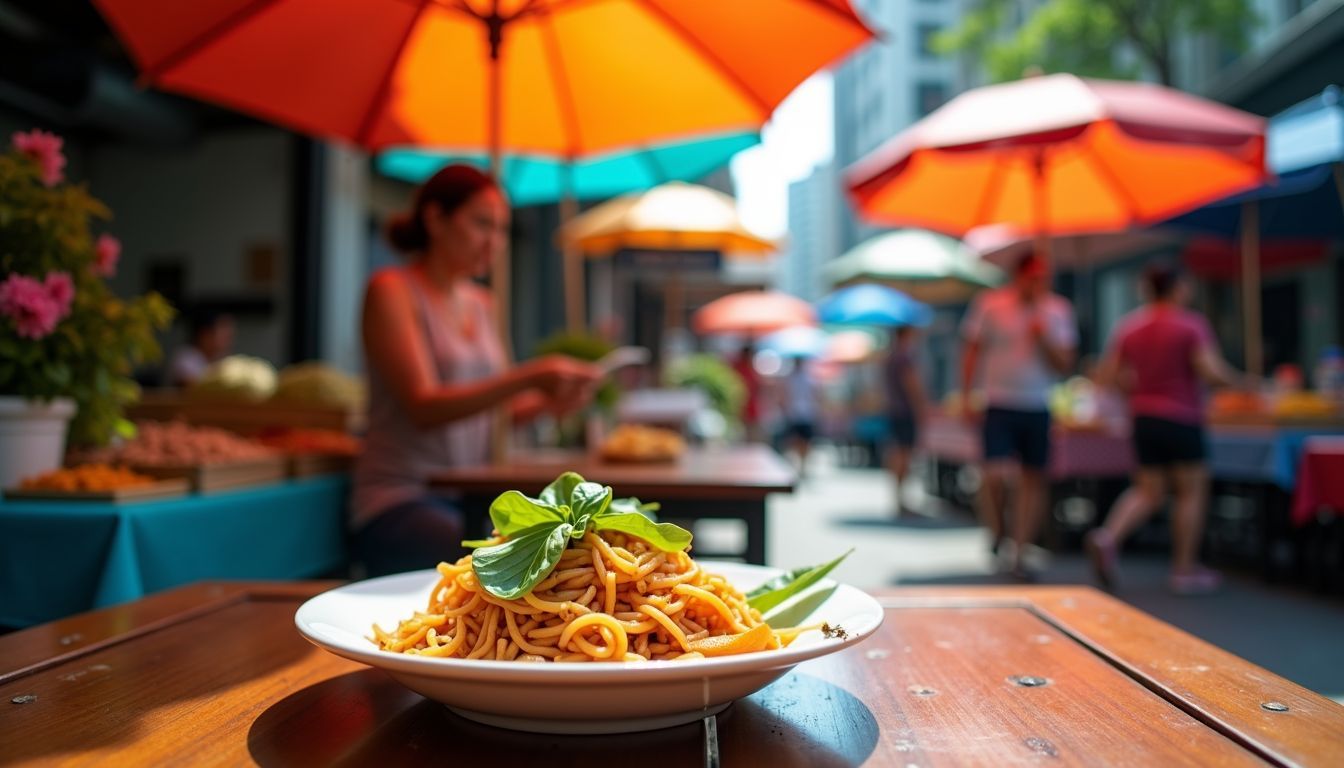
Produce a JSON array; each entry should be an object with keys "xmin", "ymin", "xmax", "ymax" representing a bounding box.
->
[
  {"xmin": 5, "ymin": 581, "xmax": 1343, "ymax": 766},
  {"xmin": 431, "ymin": 445, "xmax": 797, "ymax": 564}
]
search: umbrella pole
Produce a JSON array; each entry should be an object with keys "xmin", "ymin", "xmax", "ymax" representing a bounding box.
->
[
  {"xmin": 1031, "ymin": 149, "xmax": 1052, "ymax": 266},
  {"xmin": 561, "ymin": 188, "xmax": 584, "ymax": 332},
  {"xmin": 487, "ymin": 11, "xmax": 510, "ymax": 463},
  {"xmin": 1241, "ymin": 200, "xmax": 1263, "ymax": 378}
]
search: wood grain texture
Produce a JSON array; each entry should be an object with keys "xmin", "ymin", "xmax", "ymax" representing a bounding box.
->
[
  {"xmin": 882, "ymin": 586, "xmax": 1344, "ymax": 767},
  {"xmin": 430, "ymin": 445, "xmax": 797, "ymax": 500},
  {"xmin": 3, "ymin": 583, "xmax": 1342, "ymax": 766}
]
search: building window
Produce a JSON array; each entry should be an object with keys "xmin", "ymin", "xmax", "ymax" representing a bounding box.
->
[
  {"xmin": 915, "ymin": 81, "xmax": 948, "ymax": 117},
  {"xmin": 916, "ymin": 22, "xmax": 942, "ymax": 60}
]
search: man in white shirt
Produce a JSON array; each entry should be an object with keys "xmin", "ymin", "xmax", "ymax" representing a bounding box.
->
[
  {"xmin": 167, "ymin": 310, "xmax": 235, "ymax": 387},
  {"xmin": 961, "ymin": 253, "xmax": 1077, "ymax": 578}
]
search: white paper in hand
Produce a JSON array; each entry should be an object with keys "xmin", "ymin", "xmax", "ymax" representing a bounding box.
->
[{"xmin": 596, "ymin": 346, "xmax": 651, "ymax": 377}]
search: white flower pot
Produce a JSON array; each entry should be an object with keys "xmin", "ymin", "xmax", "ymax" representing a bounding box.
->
[{"xmin": 0, "ymin": 396, "xmax": 76, "ymax": 489}]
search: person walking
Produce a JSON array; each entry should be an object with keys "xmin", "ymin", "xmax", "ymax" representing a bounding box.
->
[
  {"xmin": 1086, "ymin": 263, "xmax": 1240, "ymax": 595},
  {"xmin": 885, "ymin": 325, "xmax": 929, "ymax": 515},
  {"xmin": 961, "ymin": 252, "xmax": 1077, "ymax": 578},
  {"xmin": 781, "ymin": 359, "xmax": 819, "ymax": 474}
]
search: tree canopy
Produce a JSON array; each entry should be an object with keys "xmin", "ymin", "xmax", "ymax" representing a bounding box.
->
[{"xmin": 936, "ymin": 0, "xmax": 1255, "ymax": 86}]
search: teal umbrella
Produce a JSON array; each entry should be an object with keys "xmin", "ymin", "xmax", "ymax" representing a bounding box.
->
[
  {"xmin": 376, "ymin": 132, "xmax": 760, "ymax": 207},
  {"xmin": 377, "ymin": 131, "xmax": 759, "ymax": 330}
]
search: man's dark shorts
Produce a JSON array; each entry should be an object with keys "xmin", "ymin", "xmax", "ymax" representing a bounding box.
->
[
  {"xmin": 888, "ymin": 414, "xmax": 918, "ymax": 448},
  {"xmin": 982, "ymin": 407, "xmax": 1051, "ymax": 469},
  {"xmin": 1132, "ymin": 416, "xmax": 1206, "ymax": 467}
]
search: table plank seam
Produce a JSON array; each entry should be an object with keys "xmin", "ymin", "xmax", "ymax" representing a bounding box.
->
[
  {"xmin": 0, "ymin": 590, "xmax": 251, "ymax": 686},
  {"xmin": 1024, "ymin": 609, "xmax": 1296, "ymax": 768}
]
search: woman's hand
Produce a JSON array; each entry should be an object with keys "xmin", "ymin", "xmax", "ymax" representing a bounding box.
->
[{"xmin": 523, "ymin": 355, "xmax": 601, "ymax": 395}]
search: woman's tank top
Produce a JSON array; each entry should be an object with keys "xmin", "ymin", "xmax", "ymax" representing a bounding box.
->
[{"xmin": 351, "ymin": 270, "xmax": 505, "ymax": 528}]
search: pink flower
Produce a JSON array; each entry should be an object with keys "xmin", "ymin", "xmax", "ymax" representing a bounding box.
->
[
  {"xmin": 0, "ymin": 273, "xmax": 71, "ymax": 340},
  {"xmin": 12, "ymin": 129, "xmax": 66, "ymax": 187},
  {"xmin": 95, "ymin": 234, "xmax": 121, "ymax": 277},
  {"xmin": 44, "ymin": 271, "xmax": 74, "ymax": 313}
]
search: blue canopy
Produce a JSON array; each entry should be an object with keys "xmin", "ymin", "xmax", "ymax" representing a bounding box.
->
[
  {"xmin": 1165, "ymin": 87, "xmax": 1344, "ymax": 238},
  {"xmin": 816, "ymin": 283, "xmax": 933, "ymax": 328},
  {"xmin": 375, "ymin": 132, "xmax": 760, "ymax": 207}
]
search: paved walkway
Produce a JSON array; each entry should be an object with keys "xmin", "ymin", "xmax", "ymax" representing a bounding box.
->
[{"xmin": 754, "ymin": 447, "xmax": 1344, "ymax": 703}]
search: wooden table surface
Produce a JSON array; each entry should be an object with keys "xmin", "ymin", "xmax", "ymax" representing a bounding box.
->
[
  {"xmin": 4, "ymin": 581, "xmax": 1343, "ymax": 767},
  {"xmin": 430, "ymin": 444, "xmax": 797, "ymax": 500}
]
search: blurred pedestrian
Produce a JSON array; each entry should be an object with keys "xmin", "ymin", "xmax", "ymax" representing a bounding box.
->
[
  {"xmin": 961, "ymin": 252, "xmax": 1077, "ymax": 578},
  {"xmin": 353, "ymin": 164, "xmax": 599, "ymax": 577},
  {"xmin": 781, "ymin": 359, "xmax": 818, "ymax": 473},
  {"xmin": 167, "ymin": 309, "xmax": 235, "ymax": 387},
  {"xmin": 885, "ymin": 325, "xmax": 929, "ymax": 515},
  {"xmin": 733, "ymin": 344, "xmax": 763, "ymax": 442},
  {"xmin": 1087, "ymin": 263, "xmax": 1241, "ymax": 595}
]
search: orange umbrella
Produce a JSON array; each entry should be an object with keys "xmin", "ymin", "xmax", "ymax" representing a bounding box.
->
[
  {"xmin": 93, "ymin": 0, "xmax": 871, "ymax": 349},
  {"xmin": 846, "ymin": 74, "xmax": 1268, "ymax": 256},
  {"xmin": 92, "ymin": 0, "xmax": 871, "ymax": 158},
  {"xmin": 692, "ymin": 291, "xmax": 816, "ymax": 337}
]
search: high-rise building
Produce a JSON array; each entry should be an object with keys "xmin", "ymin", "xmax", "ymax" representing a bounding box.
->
[
  {"xmin": 832, "ymin": 0, "xmax": 961, "ymax": 254},
  {"xmin": 780, "ymin": 162, "xmax": 841, "ymax": 301}
]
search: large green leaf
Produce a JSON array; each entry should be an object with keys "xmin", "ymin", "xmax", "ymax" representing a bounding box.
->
[
  {"xmin": 538, "ymin": 471, "xmax": 585, "ymax": 507},
  {"xmin": 471, "ymin": 521, "xmax": 571, "ymax": 600},
  {"xmin": 488, "ymin": 491, "xmax": 565, "ymax": 537},
  {"xmin": 746, "ymin": 550, "xmax": 852, "ymax": 614},
  {"xmin": 568, "ymin": 482, "xmax": 611, "ymax": 537},
  {"xmin": 592, "ymin": 512, "xmax": 692, "ymax": 552},
  {"xmin": 608, "ymin": 496, "xmax": 660, "ymax": 519}
]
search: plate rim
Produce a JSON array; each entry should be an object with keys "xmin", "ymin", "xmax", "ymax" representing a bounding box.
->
[{"xmin": 294, "ymin": 562, "xmax": 884, "ymax": 683}]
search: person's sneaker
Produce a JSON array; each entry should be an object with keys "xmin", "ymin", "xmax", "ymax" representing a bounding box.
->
[
  {"xmin": 1084, "ymin": 529, "xmax": 1119, "ymax": 591},
  {"xmin": 1169, "ymin": 566, "xmax": 1222, "ymax": 596}
]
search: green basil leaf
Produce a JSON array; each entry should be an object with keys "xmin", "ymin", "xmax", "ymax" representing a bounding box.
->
[
  {"xmin": 539, "ymin": 472, "xmax": 585, "ymax": 508},
  {"xmin": 471, "ymin": 521, "xmax": 571, "ymax": 600},
  {"xmin": 746, "ymin": 549, "xmax": 852, "ymax": 613},
  {"xmin": 460, "ymin": 538, "xmax": 497, "ymax": 549},
  {"xmin": 569, "ymin": 482, "xmax": 612, "ymax": 536},
  {"xmin": 592, "ymin": 512, "xmax": 692, "ymax": 553},
  {"xmin": 607, "ymin": 496, "xmax": 660, "ymax": 519},
  {"xmin": 488, "ymin": 490, "xmax": 565, "ymax": 537}
]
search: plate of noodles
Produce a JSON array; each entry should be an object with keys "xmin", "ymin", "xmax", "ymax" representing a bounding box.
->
[{"xmin": 295, "ymin": 478, "xmax": 883, "ymax": 734}]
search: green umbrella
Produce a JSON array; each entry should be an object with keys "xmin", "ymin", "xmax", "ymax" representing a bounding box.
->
[{"xmin": 824, "ymin": 229, "xmax": 1003, "ymax": 305}]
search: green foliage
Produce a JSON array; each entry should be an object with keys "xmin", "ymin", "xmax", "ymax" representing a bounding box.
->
[
  {"xmin": 936, "ymin": 0, "xmax": 1255, "ymax": 86},
  {"xmin": 534, "ymin": 330, "xmax": 618, "ymax": 411},
  {"xmin": 0, "ymin": 137, "xmax": 174, "ymax": 446},
  {"xmin": 662, "ymin": 354, "xmax": 745, "ymax": 423},
  {"xmin": 467, "ymin": 471, "xmax": 692, "ymax": 600}
]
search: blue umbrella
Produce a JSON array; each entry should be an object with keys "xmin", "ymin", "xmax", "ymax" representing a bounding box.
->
[
  {"xmin": 817, "ymin": 284, "xmax": 933, "ymax": 328},
  {"xmin": 1163, "ymin": 86, "xmax": 1344, "ymax": 375},
  {"xmin": 376, "ymin": 132, "xmax": 760, "ymax": 207},
  {"xmin": 758, "ymin": 326, "xmax": 829, "ymax": 358}
]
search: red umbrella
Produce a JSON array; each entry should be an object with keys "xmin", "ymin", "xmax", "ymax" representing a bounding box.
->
[
  {"xmin": 847, "ymin": 74, "xmax": 1268, "ymax": 258},
  {"xmin": 691, "ymin": 291, "xmax": 816, "ymax": 336}
]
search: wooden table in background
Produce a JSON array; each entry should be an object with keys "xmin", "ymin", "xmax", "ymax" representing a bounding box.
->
[
  {"xmin": 431, "ymin": 445, "xmax": 797, "ymax": 564},
  {"xmin": 4, "ymin": 581, "xmax": 1343, "ymax": 766}
]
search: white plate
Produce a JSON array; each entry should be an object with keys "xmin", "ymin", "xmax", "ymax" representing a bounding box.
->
[{"xmin": 294, "ymin": 562, "xmax": 884, "ymax": 734}]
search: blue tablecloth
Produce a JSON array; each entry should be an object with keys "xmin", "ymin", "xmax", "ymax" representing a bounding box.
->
[
  {"xmin": 1208, "ymin": 426, "xmax": 1344, "ymax": 489},
  {"xmin": 0, "ymin": 475, "xmax": 348, "ymax": 627}
]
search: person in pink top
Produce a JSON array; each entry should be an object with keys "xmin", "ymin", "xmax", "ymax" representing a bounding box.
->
[
  {"xmin": 354, "ymin": 165, "xmax": 600, "ymax": 577},
  {"xmin": 1087, "ymin": 263, "xmax": 1242, "ymax": 595}
]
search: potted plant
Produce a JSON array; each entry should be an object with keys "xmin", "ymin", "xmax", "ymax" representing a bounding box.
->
[{"xmin": 0, "ymin": 129, "xmax": 173, "ymax": 486}]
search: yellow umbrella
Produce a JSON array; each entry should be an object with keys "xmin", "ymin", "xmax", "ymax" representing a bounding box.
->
[
  {"xmin": 562, "ymin": 182, "xmax": 778, "ymax": 331},
  {"xmin": 562, "ymin": 181, "xmax": 778, "ymax": 255}
]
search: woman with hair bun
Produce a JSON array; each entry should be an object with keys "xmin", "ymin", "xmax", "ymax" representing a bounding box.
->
[{"xmin": 352, "ymin": 164, "xmax": 599, "ymax": 577}]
